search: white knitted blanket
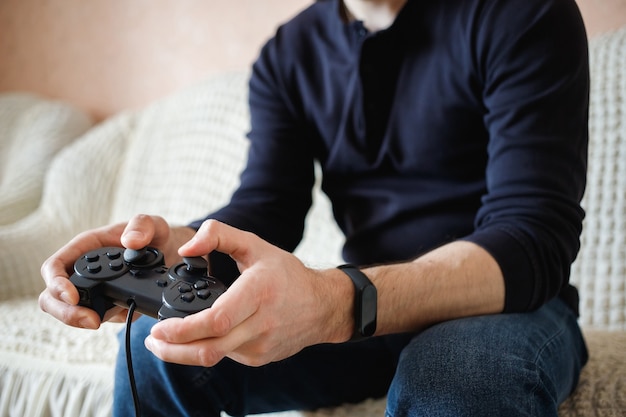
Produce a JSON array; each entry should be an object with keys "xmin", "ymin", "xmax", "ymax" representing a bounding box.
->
[
  {"xmin": 0, "ymin": 94, "xmax": 92, "ymax": 226},
  {"xmin": 570, "ymin": 26, "xmax": 626, "ymax": 330}
]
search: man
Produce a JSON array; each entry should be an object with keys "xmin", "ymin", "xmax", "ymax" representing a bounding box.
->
[{"xmin": 39, "ymin": 0, "xmax": 590, "ymax": 415}]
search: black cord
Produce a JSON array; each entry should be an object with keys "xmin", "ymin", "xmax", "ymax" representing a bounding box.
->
[{"xmin": 125, "ymin": 300, "xmax": 142, "ymax": 417}]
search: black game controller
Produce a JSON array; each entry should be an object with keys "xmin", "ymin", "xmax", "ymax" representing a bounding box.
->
[{"xmin": 70, "ymin": 246, "xmax": 227, "ymax": 320}]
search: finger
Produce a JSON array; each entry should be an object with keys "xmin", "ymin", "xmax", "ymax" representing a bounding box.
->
[
  {"xmin": 150, "ymin": 276, "xmax": 259, "ymax": 344},
  {"xmin": 144, "ymin": 333, "xmax": 223, "ymax": 367},
  {"xmin": 38, "ymin": 288, "xmax": 101, "ymax": 329},
  {"xmin": 40, "ymin": 257, "xmax": 80, "ymax": 303},
  {"xmin": 145, "ymin": 313, "xmax": 264, "ymax": 367},
  {"xmin": 102, "ymin": 306, "xmax": 131, "ymax": 323},
  {"xmin": 121, "ymin": 214, "xmax": 170, "ymax": 250},
  {"xmin": 178, "ymin": 220, "xmax": 260, "ymax": 265}
]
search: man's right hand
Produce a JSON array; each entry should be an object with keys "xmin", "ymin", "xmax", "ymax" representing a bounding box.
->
[{"xmin": 38, "ymin": 214, "xmax": 195, "ymax": 329}]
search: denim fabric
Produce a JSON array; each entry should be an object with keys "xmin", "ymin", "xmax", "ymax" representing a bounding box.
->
[
  {"xmin": 385, "ymin": 298, "xmax": 587, "ymax": 416},
  {"xmin": 113, "ymin": 298, "xmax": 586, "ymax": 417}
]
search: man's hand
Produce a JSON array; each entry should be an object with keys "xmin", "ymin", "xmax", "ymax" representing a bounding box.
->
[
  {"xmin": 38, "ymin": 214, "xmax": 195, "ymax": 329},
  {"xmin": 144, "ymin": 219, "xmax": 354, "ymax": 367}
]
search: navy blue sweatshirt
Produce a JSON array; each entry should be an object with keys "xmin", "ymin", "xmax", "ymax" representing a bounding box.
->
[{"xmin": 191, "ymin": 0, "xmax": 589, "ymax": 314}]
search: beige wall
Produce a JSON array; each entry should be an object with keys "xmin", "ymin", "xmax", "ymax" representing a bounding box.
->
[
  {"xmin": 0, "ymin": 0, "xmax": 310, "ymax": 120},
  {"xmin": 0, "ymin": 0, "xmax": 624, "ymax": 121},
  {"xmin": 577, "ymin": 0, "xmax": 626, "ymax": 36}
]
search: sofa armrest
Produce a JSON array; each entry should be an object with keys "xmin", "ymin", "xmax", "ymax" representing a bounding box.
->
[
  {"xmin": 0, "ymin": 113, "xmax": 134, "ymax": 300},
  {"xmin": 0, "ymin": 93, "xmax": 92, "ymax": 225}
]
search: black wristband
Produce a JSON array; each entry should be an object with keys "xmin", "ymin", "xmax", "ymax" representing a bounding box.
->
[{"xmin": 337, "ymin": 264, "xmax": 377, "ymax": 340}]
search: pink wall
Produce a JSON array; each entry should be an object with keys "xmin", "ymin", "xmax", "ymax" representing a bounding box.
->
[
  {"xmin": 0, "ymin": 0, "xmax": 310, "ymax": 120},
  {"xmin": 0, "ymin": 0, "xmax": 624, "ymax": 121}
]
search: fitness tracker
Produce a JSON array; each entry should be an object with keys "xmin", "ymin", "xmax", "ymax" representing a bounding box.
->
[{"xmin": 337, "ymin": 264, "xmax": 377, "ymax": 340}]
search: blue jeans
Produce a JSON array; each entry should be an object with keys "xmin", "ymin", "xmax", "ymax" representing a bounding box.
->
[{"xmin": 114, "ymin": 297, "xmax": 587, "ymax": 417}]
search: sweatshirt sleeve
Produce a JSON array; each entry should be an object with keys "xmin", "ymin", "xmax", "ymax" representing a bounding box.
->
[
  {"xmin": 188, "ymin": 35, "xmax": 317, "ymax": 283},
  {"xmin": 462, "ymin": 0, "xmax": 589, "ymax": 312}
]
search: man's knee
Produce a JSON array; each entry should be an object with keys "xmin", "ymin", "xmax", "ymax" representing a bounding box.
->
[{"xmin": 385, "ymin": 317, "xmax": 560, "ymax": 417}]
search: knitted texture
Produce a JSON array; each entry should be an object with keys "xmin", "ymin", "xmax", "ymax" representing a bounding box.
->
[
  {"xmin": 570, "ymin": 27, "xmax": 626, "ymax": 330},
  {"xmin": 109, "ymin": 72, "xmax": 252, "ymax": 226},
  {"xmin": 0, "ymin": 113, "xmax": 135, "ymax": 300},
  {"xmin": 0, "ymin": 299, "xmax": 122, "ymax": 417},
  {"xmin": 0, "ymin": 94, "xmax": 92, "ymax": 226}
]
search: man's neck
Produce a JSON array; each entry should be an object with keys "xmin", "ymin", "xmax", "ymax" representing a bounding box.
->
[{"xmin": 342, "ymin": 0, "xmax": 407, "ymax": 32}]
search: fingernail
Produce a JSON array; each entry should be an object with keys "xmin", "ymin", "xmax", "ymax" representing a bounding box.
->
[
  {"xmin": 60, "ymin": 291, "xmax": 72, "ymax": 304},
  {"xmin": 123, "ymin": 230, "xmax": 145, "ymax": 242},
  {"xmin": 179, "ymin": 237, "xmax": 195, "ymax": 250},
  {"xmin": 78, "ymin": 317, "xmax": 98, "ymax": 329},
  {"xmin": 144, "ymin": 336, "xmax": 153, "ymax": 351}
]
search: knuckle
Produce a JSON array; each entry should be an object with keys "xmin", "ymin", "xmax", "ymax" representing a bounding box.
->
[
  {"xmin": 168, "ymin": 323, "xmax": 187, "ymax": 341},
  {"xmin": 244, "ymin": 357, "xmax": 265, "ymax": 367},
  {"xmin": 210, "ymin": 311, "xmax": 232, "ymax": 337},
  {"xmin": 196, "ymin": 346, "xmax": 222, "ymax": 367},
  {"xmin": 254, "ymin": 340, "xmax": 274, "ymax": 360},
  {"xmin": 134, "ymin": 213, "xmax": 151, "ymax": 222},
  {"xmin": 243, "ymin": 344, "xmax": 274, "ymax": 367},
  {"xmin": 199, "ymin": 219, "xmax": 220, "ymax": 234},
  {"xmin": 126, "ymin": 214, "xmax": 152, "ymax": 231},
  {"xmin": 59, "ymin": 304, "xmax": 78, "ymax": 326},
  {"xmin": 38, "ymin": 291, "xmax": 49, "ymax": 313}
]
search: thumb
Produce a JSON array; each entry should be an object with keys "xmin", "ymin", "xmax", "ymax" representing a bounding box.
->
[{"xmin": 120, "ymin": 214, "xmax": 170, "ymax": 249}]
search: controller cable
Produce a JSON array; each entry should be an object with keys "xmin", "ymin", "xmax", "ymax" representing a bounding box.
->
[{"xmin": 125, "ymin": 300, "xmax": 142, "ymax": 417}]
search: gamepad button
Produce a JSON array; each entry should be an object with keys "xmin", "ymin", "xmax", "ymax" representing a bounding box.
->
[
  {"xmin": 85, "ymin": 252, "xmax": 100, "ymax": 263},
  {"xmin": 194, "ymin": 280, "xmax": 209, "ymax": 290},
  {"xmin": 183, "ymin": 257, "xmax": 208, "ymax": 275},
  {"xmin": 197, "ymin": 289, "xmax": 211, "ymax": 300},
  {"xmin": 123, "ymin": 248, "xmax": 147, "ymax": 264},
  {"xmin": 181, "ymin": 293, "xmax": 195, "ymax": 303},
  {"xmin": 109, "ymin": 260, "xmax": 124, "ymax": 271},
  {"xmin": 87, "ymin": 263, "xmax": 102, "ymax": 273},
  {"xmin": 106, "ymin": 250, "xmax": 122, "ymax": 260},
  {"xmin": 178, "ymin": 284, "xmax": 193, "ymax": 293},
  {"xmin": 156, "ymin": 278, "xmax": 168, "ymax": 287}
]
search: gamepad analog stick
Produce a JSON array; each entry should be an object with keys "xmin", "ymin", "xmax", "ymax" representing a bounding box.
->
[
  {"xmin": 182, "ymin": 257, "xmax": 208, "ymax": 275},
  {"xmin": 123, "ymin": 247, "xmax": 147, "ymax": 263}
]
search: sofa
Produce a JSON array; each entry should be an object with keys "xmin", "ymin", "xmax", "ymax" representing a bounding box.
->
[{"xmin": 0, "ymin": 25, "xmax": 624, "ymax": 417}]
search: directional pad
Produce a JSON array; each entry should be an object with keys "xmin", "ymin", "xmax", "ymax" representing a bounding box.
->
[{"xmin": 74, "ymin": 247, "xmax": 131, "ymax": 280}]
